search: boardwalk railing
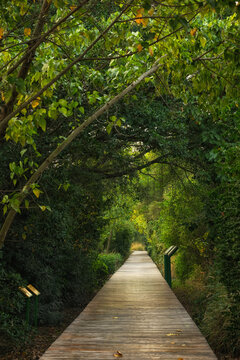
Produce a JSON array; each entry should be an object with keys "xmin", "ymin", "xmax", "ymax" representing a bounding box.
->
[{"xmin": 164, "ymin": 245, "xmax": 178, "ymax": 287}]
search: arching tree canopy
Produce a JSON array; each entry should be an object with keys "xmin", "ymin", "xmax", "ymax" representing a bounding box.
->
[{"xmin": 0, "ymin": 1, "xmax": 240, "ymax": 356}]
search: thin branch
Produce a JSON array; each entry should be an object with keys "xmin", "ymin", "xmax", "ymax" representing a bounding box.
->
[
  {"xmin": 0, "ymin": 56, "xmax": 164, "ymax": 249},
  {"xmin": 0, "ymin": 0, "xmax": 89, "ymax": 79},
  {"xmin": 0, "ymin": 0, "xmax": 135, "ymax": 136}
]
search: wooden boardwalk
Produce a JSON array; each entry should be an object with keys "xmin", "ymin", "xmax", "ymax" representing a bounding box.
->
[{"xmin": 40, "ymin": 251, "xmax": 216, "ymax": 359}]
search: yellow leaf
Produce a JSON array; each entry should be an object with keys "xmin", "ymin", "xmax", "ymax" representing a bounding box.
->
[
  {"xmin": 31, "ymin": 97, "xmax": 40, "ymax": 108},
  {"xmin": 33, "ymin": 189, "xmax": 41, "ymax": 198},
  {"xmin": 200, "ymin": 36, "xmax": 207, "ymax": 48},
  {"xmin": 190, "ymin": 28, "xmax": 197, "ymax": 37},
  {"xmin": 22, "ymin": 233, "xmax": 27, "ymax": 240},
  {"xmin": 40, "ymin": 205, "xmax": 46, "ymax": 211},
  {"xmin": 135, "ymin": 14, "xmax": 142, "ymax": 24},
  {"xmin": 1, "ymin": 91, "xmax": 5, "ymax": 102},
  {"xmin": 24, "ymin": 28, "xmax": 31, "ymax": 36},
  {"xmin": 137, "ymin": 44, "xmax": 143, "ymax": 52},
  {"xmin": 0, "ymin": 27, "xmax": 4, "ymax": 39},
  {"xmin": 113, "ymin": 351, "xmax": 123, "ymax": 358},
  {"xmin": 149, "ymin": 46, "xmax": 153, "ymax": 56},
  {"xmin": 142, "ymin": 18, "xmax": 149, "ymax": 27},
  {"xmin": 70, "ymin": 5, "xmax": 77, "ymax": 11},
  {"xmin": 135, "ymin": 8, "xmax": 144, "ymax": 24},
  {"xmin": 148, "ymin": 8, "xmax": 154, "ymax": 16},
  {"xmin": 137, "ymin": 8, "xmax": 144, "ymax": 15},
  {"xmin": 166, "ymin": 333, "xmax": 177, "ymax": 336}
]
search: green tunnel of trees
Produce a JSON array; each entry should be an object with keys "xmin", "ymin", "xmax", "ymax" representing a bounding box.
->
[{"xmin": 0, "ymin": 0, "xmax": 239, "ymax": 358}]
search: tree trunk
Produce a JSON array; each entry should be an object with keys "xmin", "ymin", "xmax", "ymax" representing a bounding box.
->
[{"xmin": 0, "ymin": 58, "xmax": 164, "ymax": 249}]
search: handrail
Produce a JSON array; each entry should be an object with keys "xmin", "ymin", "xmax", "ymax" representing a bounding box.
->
[{"xmin": 164, "ymin": 245, "xmax": 178, "ymax": 288}]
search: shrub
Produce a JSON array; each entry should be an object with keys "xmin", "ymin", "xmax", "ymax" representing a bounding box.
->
[
  {"xmin": 131, "ymin": 242, "xmax": 145, "ymax": 251},
  {"xmin": 98, "ymin": 253, "xmax": 123, "ymax": 274},
  {"xmin": 94, "ymin": 253, "xmax": 123, "ymax": 286},
  {"xmin": 110, "ymin": 222, "xmax": 134, "ymax": 258},
  {"xmin": 202, "ymin": 281, "xmax": 240, "ymax": 357},
  {"xmin": 0, "ymin": 263, "xmax": 31, "ymax": 349}
]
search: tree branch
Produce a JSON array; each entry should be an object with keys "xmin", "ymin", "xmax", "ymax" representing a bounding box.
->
[
  {"xmin": 0, "ymin": 57, "xmax": 164, "ymax": 249},
  {"xmin": 0, "ymin": 0, "xmax": 134, "ymax": 137}
]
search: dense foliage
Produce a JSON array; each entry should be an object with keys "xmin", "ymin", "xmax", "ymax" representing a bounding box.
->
[{"xmin": 0, "ymin": 0, "xmax": 239, "ymax": 358}]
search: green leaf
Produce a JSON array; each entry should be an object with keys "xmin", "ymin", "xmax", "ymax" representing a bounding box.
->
[
  {"xmin": 39, "ymin": 117, "xmax": 46, "ymax": 132},
  {"xmin": 106, "ymin": 123, "xmax": 113, "ymax": 135},
  {"xmin": 63, "ymin": 183, "xmax": 70, "ymax": 191},
  {"xmin": 116, "ymin": 119, "xmax": 121, "ymax": 127},
  {"xmin": 48, "ymin": 109, "xmax": 58, "ymax": 120},
  {"xmin": 79, "ymin": 106, "xmax": 85, "ymax": 114},
  {"xmin": 10, "ymin": 198, "xmax": 21, "ymax": 213},
  {"xmin": 59, "ymin": 107, "xmax": 68, "ymax": 117},
  {"xmin": 110, "ymin": 115, "xmax": 117, "ymax": 122},
  {"xmin": 2, "ymin": 195, "xmax": 9, "ymax": 204},
  {"xmin": 59, "ymin": 99, "xmax": 68, "ymax": 107},
  {"xmin": 178, "ymin": 17, "xmax": 189, "ymax": 31},
  {"xmin": 20, "ymin": 149, "xmax": 27, "ymax": 157},
  {"xmin": 3, "ymin": 205, "xmax": 8, "ymax": 215},
  {"xmin": 200, "ymin": 37, "xmax": 207, "ymax": 48},
  {"xmin": 25, "ymin": 199, "xmax": 29, "ymax": 209}
]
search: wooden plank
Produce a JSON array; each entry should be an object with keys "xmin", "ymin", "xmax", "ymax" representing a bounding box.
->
[{"xmin": 40, "ymin": 251, "xmax": 216, "ymax": 359}]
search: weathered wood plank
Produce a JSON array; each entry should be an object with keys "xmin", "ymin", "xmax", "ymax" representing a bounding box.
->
[{"xmin": 40, "ymin": 251, "xmax": 216, "ymax": 359}]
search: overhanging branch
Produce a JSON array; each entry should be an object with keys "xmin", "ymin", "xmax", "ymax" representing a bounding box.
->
[{"xmin": 0, "ymin": 57, "xmax": 165, "ymax": 249}]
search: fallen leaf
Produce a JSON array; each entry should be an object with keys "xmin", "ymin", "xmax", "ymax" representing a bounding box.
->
[
  {"xmin": 166, "ymin": 333, "xmax": 176, "ymax": 336},
  {"xmin": 170, "ymin": 341, "xmax": 175, "ymax": 344},
  {"xmin": 176, "ymin": 329, "xmax": 183, "ymax": 332},
  {"xmin": 113, "ymin": 350, "xmax": 123, "ymax": 357},
  {"xmin": 113, "ymin": 316, "xmax": 119, "ymax": 319},
  {"xmin": 178, "ymin": 358, "xmax": 184, "ymax": 360}
]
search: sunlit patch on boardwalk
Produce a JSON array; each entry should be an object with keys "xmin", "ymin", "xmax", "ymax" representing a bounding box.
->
[{"xmin": 40, "ymin": 251, "xmax": 216, "ymax": 359}]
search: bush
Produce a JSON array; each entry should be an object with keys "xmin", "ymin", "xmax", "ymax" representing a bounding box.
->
[
  {"xmin": 94, "ymin": 253, "xmax": 123, "ymax": 286},
  {"xmin": 202, "ymin": 281, "xmax": 240, "ymax": 357},
  {"xmin": 110, "ymin": 222, "xmax": 134, "ymax": 258},
  {"xmin": 0, "ymin": 263, "xmax": 31, "ymax": 349},
  {"xmin": 98, "ymin": 253, "xmax": 123, "ymax": 274}
]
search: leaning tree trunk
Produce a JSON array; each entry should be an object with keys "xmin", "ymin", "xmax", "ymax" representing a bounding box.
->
[{"xmin": 0, "ymin": 59, "xmax": 164, "ymax": 249}]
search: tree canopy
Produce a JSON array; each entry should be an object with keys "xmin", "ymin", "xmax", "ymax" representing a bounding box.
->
[{"xmin": 0, "ymin": 0, "xmax": 240, "ymax": 357}]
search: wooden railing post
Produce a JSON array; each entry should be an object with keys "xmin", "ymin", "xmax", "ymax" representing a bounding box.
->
[{"xmin": 164, "ymin": 246, "xmax": 178, "ymax": 287}]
